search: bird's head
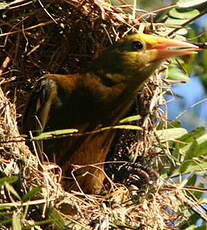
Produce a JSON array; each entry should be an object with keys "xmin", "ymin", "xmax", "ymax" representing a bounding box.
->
[{"xmin": 92, "ymin": 33, "xmax": 199, "ymax": 85}]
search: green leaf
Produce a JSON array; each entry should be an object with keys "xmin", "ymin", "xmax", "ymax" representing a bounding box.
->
[
  {"xmin": 0, "ymin": 2, "xmax": 8, "ymax": 10},
  {"xmin": 179, "ymin": 127, "xmax": 205, "ymax": 143},
  {"xmin": 184, "ymin": 54, "xmax": 198, "ymax": 74},
  {"xmin": 119, "ymin": 115, "xmax": 141, "ymax": 123},
  {"xmin": 0, "ymin": 219, "xmax": 12, "ymax": 226},
  {"xmin": 194, "ymin": 133, "xmax": 207, "ymax": 156},
  {"xmin": 180, "ymin": 157, "xmax": 207, "ymax": 174},
  {"xmin": 179, "ymin": 132, "xmax": 207, "ymax": 160},
  {"xmin": 152, "ymin": 120, "xmax": 181, "ymax": 130},
  {"xmin": 172, "ymin": 127, "xmax": 205, "ymax": 161},
  {"xmin": 0, "ymin": 176, "xmax": 18, "ymax": 187},
  {"xmin": 0, "ymin": 205, "xmax": 12, "ymax": 210},
  {"xmin": 180, "ymin": 212, "xmax": 203, "ymax": 229},
  {"xmin": 202, "ymin": 50, "xmax": 207, "ymax": 70},
  {"xmin": 183, "ymin": 140, "xmax": 199, "ymax": 160},
  {"xmin": 168, "ymin": 120, "xmax": 182, "ymax": 128},
  {"xmin": 5, "ymin": 183, "xmax": 21, "ymax": 200},
  {"xmin": 169, "ymin": 8, "xmax": 199, "ymax": 19},
  {"xmin": 177, "ymin": 0, "xmax": 207, "ymax": 8},
  {"xmin": 163, "ymin": 7, "xmax": 199, "ymax": 37},
  {"xmin": 166, "ymin": 18, "xmax": 188, "ymax": 26},
  {"xmin": 49, "ymin": 209, "xmax": 65, "ymax": 229},
  {"xmin": 196, "ymin": 133, "xmax": 207, "ymax": 145},
  {"xmin": 33, "ymin": 128, "xmax": 79, "ymax": 140},
  {"xmin": 159, "ymin": 26, "xmax": 188, "ymax": 36},
  {"xmin": 167, "ymin": 65, "xmax": 190, "ymax": 80},
  {"xmin": 156, "ymin": 128, "xmax": 188, "ymax": 142},
  {"xmin": 193, "ymin": 183, "xmax": 205, "ymax": 200},
  {"xmin": 171, "ymin": 131, "xmax": 207, "ymax": 175},
  {"xmin": 186, "ymin": 174, "xmax": 197, "ymax": 186},
  {"xmin": 109, "ymin": 125, "xmax": 142, "ymax": 130},
  {"xmin": 12, "ymin": 214, "xmax": 22, "ymax": 230},
  {"xmin": 33, "ymin": 124, "xmax": 142, "ymax": 141},
  {"xmin": 22, "ymin": 187, "xmax": 41, "ymax": 202}
]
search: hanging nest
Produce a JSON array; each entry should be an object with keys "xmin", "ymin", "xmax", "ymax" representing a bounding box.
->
[{"xmin": 0, "ymin": 0, "xmax": 182, "ymax": 229}]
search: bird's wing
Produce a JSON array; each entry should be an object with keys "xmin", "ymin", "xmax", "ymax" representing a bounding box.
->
[{"xmin": 22, "ymin": 77, "xmax": 58, "ymax": 136}]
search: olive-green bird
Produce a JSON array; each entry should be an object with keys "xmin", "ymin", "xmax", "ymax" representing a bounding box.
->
[{"xmin": 23, "ymin": 33, "xmax": 198, "ymax": 194}]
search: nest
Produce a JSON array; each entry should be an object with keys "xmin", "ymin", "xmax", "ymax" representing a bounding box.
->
[{"xmin": 0, "ymin": 0, "xmax": 183, "ymax": 229}]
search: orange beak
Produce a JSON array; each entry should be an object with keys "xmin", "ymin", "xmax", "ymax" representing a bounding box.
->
[{"xmin": 146, "ymin": 36, "xmax": 199, "ymax": 61}]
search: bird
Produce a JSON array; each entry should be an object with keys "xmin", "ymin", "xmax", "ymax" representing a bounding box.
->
[{"xmin": 23, "ymin": 33, "xmax": 199, "ymax": 194}]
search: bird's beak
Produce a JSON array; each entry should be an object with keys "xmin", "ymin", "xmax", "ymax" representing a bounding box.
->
[{"xmin": 145, "ymin": 35, "xmax": 199, "ymax": 62}]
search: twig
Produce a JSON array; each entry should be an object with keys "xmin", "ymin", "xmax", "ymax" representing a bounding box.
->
[
  {"xmin": 0, "ymin": 20, "xmax": 55, "ymax": 37},
  {"xmin": 0, "ymin": 56, "xmax": 12, "ymax": 76}
]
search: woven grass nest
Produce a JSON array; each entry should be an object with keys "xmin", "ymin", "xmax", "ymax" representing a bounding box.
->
[{"xmin": 0, "ymin": 0, "xmax": 182, "ymax": 229}]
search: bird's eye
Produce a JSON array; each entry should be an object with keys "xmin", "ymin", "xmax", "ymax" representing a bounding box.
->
[{"xmin": 131, "ymin": 41, "xmax": 143, "ymax": 50}]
